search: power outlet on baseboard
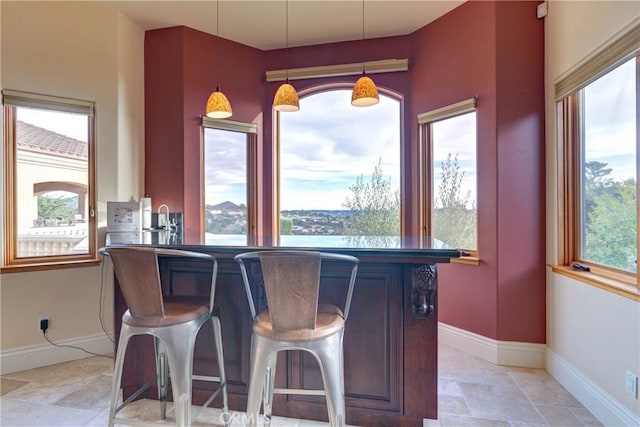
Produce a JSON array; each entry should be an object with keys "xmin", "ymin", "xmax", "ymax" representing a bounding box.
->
[{"xmin": 625, "ymin": 370, "xmax": 638, "ymax": 399}]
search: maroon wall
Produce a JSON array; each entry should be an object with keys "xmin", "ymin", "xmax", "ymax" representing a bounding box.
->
[
  {"xmin": 145, "ymin": 27, "xmax": 265, "ymax": 242},
  {"xmin": 143, "ymin": 1, "xmax": 545, "ymax": 343},
  {"xmin": 409, "ymin": 0, "xmax": 545, "ymax": 342},
  {"xmin": 494, "ymin": 1, "xmax": 545, "ymax": 342}
]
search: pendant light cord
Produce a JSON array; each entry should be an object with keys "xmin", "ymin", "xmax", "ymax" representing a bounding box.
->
[
  {"xmin": 361, "ymin": 0, "xmax": 366, "ymax": 74},
  {"xmin": 216, "ymin": 0, "xmax": 221, "ymax": 90},
  {"xmin": 285, "ymin": 0, "xmax": 290, "ymax": 82}
]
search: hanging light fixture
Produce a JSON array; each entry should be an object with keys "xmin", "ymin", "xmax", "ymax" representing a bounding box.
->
[
  {"xmin": 273, "ymin": 0, "xmax": 300, "ymax": 112},
  {"xmin": 206, "ymin": 0, "xmax": 232, "ymax": 119},
  {"xmin": 351, "ymin": 0, "xmax": 379, "ymax": 107}
]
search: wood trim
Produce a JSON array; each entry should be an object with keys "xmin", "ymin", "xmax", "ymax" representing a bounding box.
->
[
  {"xmin": 1, "ymin": 259, "xmax": 101, "ymax": 274},
  {"xmin": 3, "ymin": 107, "xmax": 17, "ymax": 266},
  {"xmin": 550, "ymin": 264, "xmax": 640, "ymax": 301},
  {"xmin": 266, "ymin": 58, "xmax": 408, "ymax": 82},
  {"xmin": 451, "ymin": 255, "xmax": 480, "ymax": 266},
  {"xmin": 247, "ymin": 132, "xmax": 259, "ymax": 246},
  {"xmin": 2, "ymin": 100, "xmax": 97, "ymax": 268},
  {"xmin": 557, "ymin": 88, "xmax": 638, "ymax": 288}
]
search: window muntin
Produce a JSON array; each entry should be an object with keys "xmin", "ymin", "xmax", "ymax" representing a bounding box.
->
[
  {"xmin": 418, "ymin": 98, "xmax": 478, "ymax": 253},
  {"xmin": 3, "ymin": 91, "xmax": 96, "ymax": 268},
  {"xmin": 578, "ymin": 57, "xmax": 637, "ymax": 273},
  {"xmin": 202, "ymin": 118, "xmax": 257, "ymax": 246},
  {"xmin": 277, "ymin": 88, "xmax": 401, "ymax": 247}
]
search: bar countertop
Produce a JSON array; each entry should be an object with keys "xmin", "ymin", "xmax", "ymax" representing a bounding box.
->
[{"xmin": 105, "ymin": 230, "xmax": 464, "ymax": 262}]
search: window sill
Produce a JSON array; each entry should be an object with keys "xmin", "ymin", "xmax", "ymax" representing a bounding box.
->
[
  {"xmin": 549, "ymin": 264, "xmax": 640, "ymax": 301},
  {"xmin": 452, "ymin": 256, "xmax": 480, "ymax": 266},
  {"xmin": 1, "ymin": 259, "xmax": 101, "ymax": 274}
]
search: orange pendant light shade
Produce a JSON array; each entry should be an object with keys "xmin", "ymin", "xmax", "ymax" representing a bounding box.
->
[
  {"xmin": 351, "ymin": 74, "xmax": 379, "ymax": 107},
  {"xmin": 273, "ymin": 81, "xmax": 300, "ymax": 112},
  {"xmin": 206, "ymin": 87, "xmax": 233, "ymax": 119}
]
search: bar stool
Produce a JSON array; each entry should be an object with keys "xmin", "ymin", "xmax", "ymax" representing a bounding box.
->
[
  {"xmin": 100, "ymin": 247, "xmax": 229, "ymax": 427},
  {"xmin": 234, "ymin": 250, "xmax": 359, "ymax": 427}
]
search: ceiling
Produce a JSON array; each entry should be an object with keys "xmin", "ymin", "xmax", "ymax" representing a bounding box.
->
[{"xmin": 98, "ymin": 1, "xmax": 465, "ymax": 51}]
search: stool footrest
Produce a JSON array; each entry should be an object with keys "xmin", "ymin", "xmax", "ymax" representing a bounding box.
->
[
  {"xmin": 273, "ymin": 387, "xmax": 326, "ymax": 396},
  {"xmin": 192, "ymin": 375, "xmax": 222, "ymax": 382},
  {"xmin": 115, "ymin": 375, "xmax": 158, "ymax": 415}
]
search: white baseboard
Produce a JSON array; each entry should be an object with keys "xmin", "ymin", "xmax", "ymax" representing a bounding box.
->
[
  {"xmin": 546, "ymin": 349, "xmax": 640, "ymax": 427},
  {"xmin": 0, "ymin": 333, "xmax": 113, "ymax": 375},
  {"xmin": 438, "ymin": 323, "xmax": 639, "ymax": 426},
  {"xmin": 438, "ymin": 322, "xmax": 546, "ymax": 368}
]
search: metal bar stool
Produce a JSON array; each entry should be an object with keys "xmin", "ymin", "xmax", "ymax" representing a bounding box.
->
[
  {"xmin": 235, "ymin": 250, "xmax": 359, "ymax": 427},
  {"xmin": 100, "ymin": 247, "xmax": 229, "ymax": 427}
]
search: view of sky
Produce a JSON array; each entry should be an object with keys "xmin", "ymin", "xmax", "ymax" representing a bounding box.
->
[
  {"xmin": 279, "ymin": 89, "xmax": 400, "ymax": 210},
  {"xmin": 17, "ymin": 108, "xmax": 88, "ymax": 142},
  {"xmin": 20, "ymin": 57, "xmax": 636, "ymax": 214},
  {"xmin": 584, "ymin": 57, "xmax": 636, "ymax": 182},
  {"xmin": 204, "ymin": 88, "xmax": 479, "ymax": 212}
]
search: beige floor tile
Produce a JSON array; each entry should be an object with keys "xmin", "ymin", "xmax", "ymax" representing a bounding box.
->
[
  {"xmin": 438, "ymin": 413, "xmax": 512, "ymax": 426},
  {"xmin": 537, "ymin": 404, "xmax": 585, "ymax": 426},
  {"xmin": 509, "ymin": 370, "xmax": 583, "ymax": 408},
  {"xmin": 438, "ymin": 378, "xmax": 464, "ymax": 397},
  {"xmin": 0, "ymin": 377, "xmax": 30, "ymax": 396},
  {"xmin": 438, "ymin": 395, "xmax": 470, "ymax": 416},
  {"xmin": 55, "ymin": 374, "xmax": 112, "ymax": 411},
  {"xmin": 0, "ymin": 398, "xmax": 99, "ymax": 426},
  {"xmin": 0, "ymin": 346, "xmax": 605, "ymax": 427},
  {"xmin": 570, "ymin": 407, "xmax": 604, "ymax": 426},
  {"xmin": 459, "ymin": 381, "xmax": 546, "ymax": 424}
]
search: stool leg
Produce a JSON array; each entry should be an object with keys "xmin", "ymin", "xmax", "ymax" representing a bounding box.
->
[
  {"xmin": 314, "ymin": 332, "xmax": 346, "ymax": 427},
  {"xmin": 109, "ymin": 325, "xmax": 133, "ymax": 427},
  {"xmin": 246, "ymin": 334, "xmax": 271, "ymax": 427},
  {"xmin": 262, "ymin": 353, "xmax": 277, "ymax": 426},
  {"xmin": 154, "ymin": 337, "xmax": 169, "ymax": 419},
  {"xmin": 211, "ymin": 316, "xmax": 229, "ymax": 422},
  {"xmin": 161, "ymin": 321, "xmax": 200, "ymax": 427}
]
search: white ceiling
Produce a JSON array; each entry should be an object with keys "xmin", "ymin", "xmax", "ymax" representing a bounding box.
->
[{"xmin": 98, "ymin": 1, "xmax": 465, "ymax": 51}]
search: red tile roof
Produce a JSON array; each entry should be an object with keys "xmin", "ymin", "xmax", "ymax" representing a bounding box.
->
[{"xmin": 17, "ymin": 120, "xmax": 87, "ymax": 160}]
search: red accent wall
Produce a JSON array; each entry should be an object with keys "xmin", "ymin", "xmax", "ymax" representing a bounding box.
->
[
  {"xmin": 145, "ymin": 26, "xmax": 265, "ymax": 243},
  {"xmin": 410, "ymin": 0, "xmax": 545, "ymax": 343},
  {"xmin": 144, "ymin": 1, "xmax": 545, "ymax": 343}
]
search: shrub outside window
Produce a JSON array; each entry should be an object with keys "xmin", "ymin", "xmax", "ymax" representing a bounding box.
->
[{"xmin": 556, "ymin": 23, "xmax": 638, "ymax": 287}]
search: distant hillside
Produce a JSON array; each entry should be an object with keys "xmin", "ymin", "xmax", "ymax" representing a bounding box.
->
[{"xmin": 208, "ymin": 201, "xmax": 243, "ymax": 211}]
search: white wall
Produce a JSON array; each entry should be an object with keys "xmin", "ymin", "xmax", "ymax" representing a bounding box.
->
[
  {"xmin": 545, "ymin": 1, "xmax": 640, "ymax": 424},
  {"xmin": 0, "ymin": 1, "xmax": 144, "ymax": 371}
]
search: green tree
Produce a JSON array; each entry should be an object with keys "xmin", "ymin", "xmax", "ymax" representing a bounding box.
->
[
  {"xmin": 343, "ymin": 158, "xmax": 400, "ymax": 247},
  {"xmin": 584, "ymin": 161, "xmax": 637, "ymax": 272},
  {"xmin": 433, "ymin": 153, "xmax": 476, "ymax": 250},
  {"xmin": 280, "ymin": 217, "xmax": 293, "ymax": 235},
  {"xmin": 38, "ymin": 195, "xmax": 75, "ymax": 221}
]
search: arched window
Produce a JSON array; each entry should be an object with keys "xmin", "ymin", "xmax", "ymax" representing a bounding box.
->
[{"xmin": 277, "ymin": 87, "xmax": 401, "ymax": 247}]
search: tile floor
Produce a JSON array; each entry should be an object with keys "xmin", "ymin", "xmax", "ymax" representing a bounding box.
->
[{"xmin": 0, "ymin": 344, "xmax": 602, "ymax": 426}]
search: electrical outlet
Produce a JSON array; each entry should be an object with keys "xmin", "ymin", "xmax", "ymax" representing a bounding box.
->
[
  {"xmin": 39, "ymin": 317, "xmax": 50, "ymax": 333},
  {"xmin": 625, "ymin": 370, "xmax": 638, "ymax": 398}
]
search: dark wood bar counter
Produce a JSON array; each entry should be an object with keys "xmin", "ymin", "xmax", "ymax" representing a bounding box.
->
[{"xmin": 107, "ymin": 233, "xmax": 462, "ymax": 426}]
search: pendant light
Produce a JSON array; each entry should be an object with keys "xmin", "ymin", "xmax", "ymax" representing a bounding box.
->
[
  {"xmin": 206, "ymin": 0, "xmax": 232, "ymax": 119},
  {"xmin": 351, "ymin": 0, "xmax": 379, "ymax": 107},
  {"xmin": 273, "ymin": 0, "xmax": 300, "ymax": 112}
]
